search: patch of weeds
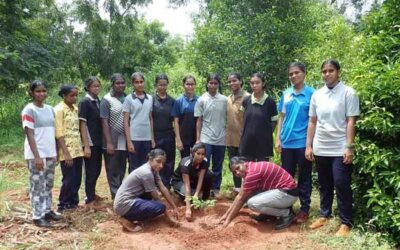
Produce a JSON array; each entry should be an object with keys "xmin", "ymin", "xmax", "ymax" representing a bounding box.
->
[{"xmin": 191, "ymin": 196, "xmax": 216, "ymax": 209}]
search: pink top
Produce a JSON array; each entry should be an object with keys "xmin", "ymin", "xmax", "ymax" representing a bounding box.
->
[{"xmin": 242, "ymin": 161, "xmax": 297, "ymax": 193}]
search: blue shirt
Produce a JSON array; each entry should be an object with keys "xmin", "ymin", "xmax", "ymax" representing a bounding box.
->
[
  {"xmin": 171, "ymin": 94, "xmax": 199, "ymax": 146},
  {"xmin": 171, "ymin": 94, "xmax": 198, "ymax": 117},
  {"xmin": 278, "ymin": 85, "xmax": 315, "ymax": 148}
]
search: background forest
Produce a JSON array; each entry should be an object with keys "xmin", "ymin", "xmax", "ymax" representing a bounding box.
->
[{"xmin": 0, "ymin": 0, "xmax": 399, "ymax": 245}]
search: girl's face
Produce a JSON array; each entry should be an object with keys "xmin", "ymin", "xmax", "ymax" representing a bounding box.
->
[
  {"xmin": 250, "ymin": 76, "xmax": 264, "ymax": 94},
  {"xmin": 288, "ymin": 67, "xmax": 305, "ymax": 86},
  {"xmin": 112, "ymin": 78, "xmax": 126, "ymax": 94},
  {"xmin": 207, "ymin": 79, "xmax": 219, "ymax": 94},
  {"xmin": 88, "ymin": 81, "xmax": 101, "ymax": 97},
  {"xmin": 149, "ymin": 156, "xmax": 166, "ymax": 172},
  {"xmin": 322, "ymin": 64, "xmax": 340, "ymax": 87},
  {"xmin": 64, "ymin": 88, "xmax": 78, "ymax": 105},
  {"xmin": 184, "ymin": 78, "xmax": 196, "ymax": 96},
  {"xmin": 227, "ymin": 76, "xmax": 241, "ymax": 93},
  {"xmin": 193, "ymin": 148, "xmax": 206, "ymax": 164},
  {"xmin": 132, "ymin": 77, "xmax": 145, "ymax": 93},
  {"xmin": 31, "ymin": 85, "xmax": 47, "ymax": 104},
  {"xmin": 156, "ymin": 79, "xmax": 168, "ymax": 95}
]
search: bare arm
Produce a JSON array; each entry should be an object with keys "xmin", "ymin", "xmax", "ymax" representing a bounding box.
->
[
  {"xmin": 305, "ymin": 116, "xmax": 317, "ymax": 161},
  {"xmin": 57, "ymin": 137, "xmax": 73, "ymax": 167},
  {"xmin": 275, "ymin": 113, "xmax": 285, "ymax": 154},
  {"xmin": 24, "ymin": 127, "xmax": 44, "ymax": 171},
  {"xmin": 174, "ymin": 117, "xmax": 183, "ymax": 151},
  {"xmin": 220, "ymin": 190, "xmax": 251, "ymax": 227},
  {"xmin": 101, "ymin": 118, "xmax": 114, "ymax": 155},
  {"xmin": 194, "ymin": 169, "xmax": 206, "ymax": 197},
  {"xmin": 196, "ymin": 116, "xmax": 203, "ymax": 143},
  {"xmin": 79, "ymin": 120, "xmax": 91, "ymax": 158},
  {"xmin": 343, "ymin": 116, "xmax": 357, "ymax": 164},
  {"xmin": 124, "ymin": 112, "xmax": 135, "ymax": 153}
]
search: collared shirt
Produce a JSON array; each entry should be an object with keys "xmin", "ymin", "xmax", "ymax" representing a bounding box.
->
[
  {"xmin": 242, "ymin": 161, "xmax": 297, "ymax": 193},
  {"xmin": 278, "ymin": 85, "xmax": 315, "ymax": 148},
  {"xmin": 152, "ymin": 93, "xmax": 175, "ymax": 139},
  {"xmin": 171, "ymin": 94, "xmax": 199, "ymax": 146},
  {"xmin": 226, "ymin": 90, "xmax": 250, "ymax": 147},
  {"xmin": 79, "ymin": 93, "xmax": 102, "ymax": 147},
  {"xmin": 122, "ymin": 92, "xmax": 153, "ymax": 141},
  {"xmin": 251, "ymin": 92, "xmax": 268, "ymax": 105},
  {"xmin": 309, "ymin": 81, "xmax": 360, "ymax": 156},
  {"xmin": 171, "ymin": 156, "xmax": 209, "ymax": 185},
  {"xmin": 113, "ymin": 163, "xmax": 161, "ymax": 216},
  {"xmin": 194, "ymin": 92, "xmax": 227, "ymax": 146},
  {"xmin": 54, "ymin": 101, "xmax": 84, "ymax": 161}
]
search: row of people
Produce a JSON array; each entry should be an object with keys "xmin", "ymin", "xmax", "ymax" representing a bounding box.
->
[{"xmin": 22, "ymin": 59, "xmax": 359, "ymax": 237}]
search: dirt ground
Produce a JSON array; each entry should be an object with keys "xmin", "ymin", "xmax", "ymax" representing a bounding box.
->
[{"xmin": 0, "ymin": 164, "xmax": 327, "ymax": 250}]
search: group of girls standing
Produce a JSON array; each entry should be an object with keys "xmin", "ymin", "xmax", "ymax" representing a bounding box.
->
[{"xmin": 22, "ymin": 58, "xmax": 359, "ymax": 236}]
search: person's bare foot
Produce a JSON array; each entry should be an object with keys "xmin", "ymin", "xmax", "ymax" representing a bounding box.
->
[{"xmin": 118, "ymin": 217, "xmax": 143, "ymax": 232}]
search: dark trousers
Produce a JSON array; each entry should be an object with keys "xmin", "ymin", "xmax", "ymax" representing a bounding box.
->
[
  {"xmin": 172, "ymin": 170, "xmax": 214, "ymax": 200},
  {"xmin": 281, "ymin": 148, "xmax": 312, "ymax": 213},
  {"xmin": 155, "ymin": 136, "xmax": 176, "ymax": 189},
  {"xmin": 204, "ymin": 143, "xmax": 226, "ymax": 191},
  {"xmin": 227, "ymin": 146, "xmax": 242, "ymax": 189},
  {"xmin": 128, "ymin": 140, "xmax": 152, "ymax": 173},
  {"xmin": 315, "ymin": 156, "xmax": 353, "ymax": 226},
  {"xmin": 104, "ymin": 150, "xmax": 127, "ymax": 200},
  {"xmin": 58, "ymin": 157, "xmax": 83, "ymax": 209},
  {"xmin": 84, "ymin": 146, "xmax": 103, "ymax": 203},
  {"xmin": 123, "ymin": 193, "xmax": 166, "ymax": 221},
  {"xmin": 180, "ymin": 144, "xmax": 193, "ymax": 159}
]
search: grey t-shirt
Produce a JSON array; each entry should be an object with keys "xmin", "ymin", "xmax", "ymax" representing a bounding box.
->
[
  {"xmin": 194, "ymin": 92, "xmax": 227, "ymax": 145},
  {"xmin": 113, "ymin": 163, "xmax": 161, "ymax": 216},
  {"xmin": 122, "ymin": 92, "xmax": 153, "ymax": 141}
]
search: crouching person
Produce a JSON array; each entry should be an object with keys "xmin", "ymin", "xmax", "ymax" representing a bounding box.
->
[
  {"xmin": 113, "ymin": 149, "xmax": 180, "ymax": 232},
  {"xmin": 219, "ymin": 157, "xmax": 298, "ymax": 230},
  {"xmin": 171, "ymin": 142, "xmax": 213, "ymax": 221}
]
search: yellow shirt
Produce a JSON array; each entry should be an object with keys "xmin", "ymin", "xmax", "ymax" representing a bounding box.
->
[{"xmin": 54, "ymin": 101, "xmax": 83, "ymax": 161}]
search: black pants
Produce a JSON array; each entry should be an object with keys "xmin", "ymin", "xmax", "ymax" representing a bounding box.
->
[
  {"xmin": 315, "ymin": 156, "xmax": 353, "ymax": 226},
  {"xmin": 227, "ymin": 146, "xmax": 242, "ymax": 189},
  {"xmin": 104, "ymin": 150, "xmax": 127, "ymax": 200},
  {"xmin": 58, "ymin": 157, "xmax": 83, "ymax": 209},
  {"xmin": 155, "ymin": 136, "xmax": 176, "ymax": 189},
  {"xmin": 84, "ymin": 146, "xmax": 103, "ymax": 203},
  {"xmin": 172, "ymin": 171, "xmax": 214, "ymax": 200}
]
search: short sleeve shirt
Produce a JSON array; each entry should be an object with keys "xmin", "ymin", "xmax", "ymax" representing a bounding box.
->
[
  {"xmin": 242, "ymin": 161, "xmax": 297, "ymax": 193},
  {"xmin": 171, "ymin": 94, "xmax": 198, "ymax": 146},
  {"xmin": 21, "ymin": 103, "xmax": 57, "ymax": 160},
  {"xmin": 54, "ymin": 102, "xmax": 84, "ymax": 161},
  {"xmin": 171, "ymin": 156, "xmax": 209, "ymax": 185},
  {"xmin": 122, "ymin": 92, "xmax": 153, "ymax": 141},
  {"xmin": 194, "ymin": 92, "xmax": 227, "ymax": 145},
  {"xmin": 152, "ymin": 94, "xmax": 175, "ymax": 139},
  {"xmin": 79, "ymin": 94, "xmax": 102, "ymax": 147},
  {"xmin": 100, "ymin": 92, "xmax": 126, "ymax": 151},
  {"xmin": 309, "ymin": 82, "xmax": 360, "ymax": 156},
  {"xmin": 278, "ymin": 85, "xmax": 315, "ymax": 148},
  {"xmin": 113, "ymin": 163, "xmax": 161, "ymax": 216}
]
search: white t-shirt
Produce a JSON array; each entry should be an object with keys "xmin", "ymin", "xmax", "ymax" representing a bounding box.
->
[
  {"xmin": 309, "ymin": 82, "xmax": 359, "ymax": 156},
  {"xmin": 21, "ymin": 103, "xmax": 57, "ymax": 160}
]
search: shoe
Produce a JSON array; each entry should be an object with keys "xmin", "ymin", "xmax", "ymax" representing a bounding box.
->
[
  {"xmin": 335, "ymin": 224, "xmax": 350, "ymax": 237},
  {"xmin": 118, "ymin": 217, "xmax": 143, "ymax": 232},
  {"xmin": 274, "ymin": 210, "xmax": 295, "ymax": 230},
  {"xmin": 33, "ymin": 218, "xmax": 52, "ymax": 228},
  {"xmin": 45, "ymin": 211, "xmax": 63, "ymax": 221},
  {"xmin": 309, "ymin": 217, "xmax": 328, "ymax": 229},
  {"xmin": 294, "ymin": 211, "xmax": 309, "ymax": 224},
  {"xmin": 250, "ymin": 213, "xmax": 272, "ymax": 222}
]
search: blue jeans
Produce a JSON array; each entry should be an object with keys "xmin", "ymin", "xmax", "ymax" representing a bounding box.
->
[
  {"xmin": 227, "ymin": 146, "xmax": 242, "ymax": 189},
  {"xmin": 247, "ymin": 189, "xmax": 298, "ymax": 217},
  {"xmin": 204, "ymin": 143, "xmax": 226, "ymax": 191},
  {"xmin": 84, "ymin": 146, "xmax": 103, "ymax": 203},
  {"xmin": 128, "ymin": 140, "xmax": 152, "ymax": 173},
  {"xmin": 281, "ymin": 148, "xmax": 312, "ymax": 213},
  {"xmin": 123, "ymin": 197, "xmax": 166, "ymax": 221},
  {"xmin": 58, "ymin": 157, "xmax": 83, "ymax": 209},
  {"xmin": 155, "ymin": 136, "xmax": 176, "ymax": 189},
  {"xmin": 315, "ymin": 156, "xmax": 353, "ymax": 226}
]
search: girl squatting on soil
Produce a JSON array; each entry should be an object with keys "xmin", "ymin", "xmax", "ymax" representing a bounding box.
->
[
  {"xmin": 22, "ymin": 80, "xmax": 62, "ymax": 228},
  {"xmin": 113, "ymin": 149, "xmax": 180, "ymax": 232}
]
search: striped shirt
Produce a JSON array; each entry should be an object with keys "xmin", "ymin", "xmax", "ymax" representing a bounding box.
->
[{"xmin": 242, "ymin": 161, "xmax": 296, "ymax": 193}]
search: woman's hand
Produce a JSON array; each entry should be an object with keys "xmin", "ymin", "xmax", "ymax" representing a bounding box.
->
[
  {"xmin": 127, "ymin": 141, "xmax": 136, "ymax": 153},
  {"xmin": 34, "ymin": 157, "xmax": 44, "ymax": 171},
  {"xmin": 185, "ymin": 208, "xmax": 192, "ymax": 222},
  {"xmin": 106, "ymin": 143, "xmax": 115, "ymax": 155},
  {"xmin": 275, "ymin": 139, "xmax": 282, "ymax": 154},
  {"xmin": 84, "ymin": 146, "xmax": 91, "ymax": 158},
  {"xmin": 305, "ymin": 146, "xmax": 314, "ymax": 162},
  {"xmin": 64, "ymin": 152, "xmax": 73, "ymax": 167},
  {"xmin": 176, "ymin": 139, "xmax": 183, "ymax": 151},
  {"xmin": 343, "ymin": 148, "xmax": 354, "ymax": 165}
]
